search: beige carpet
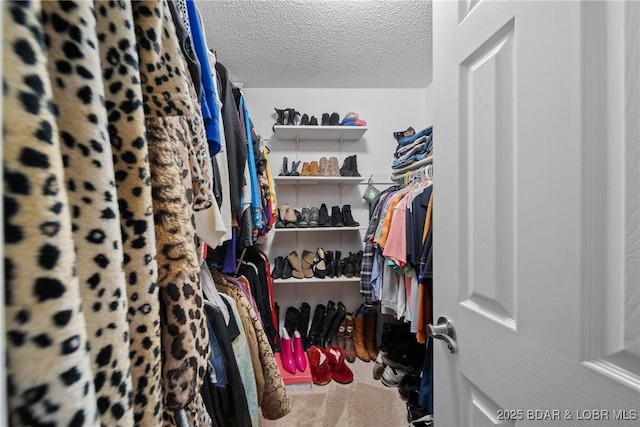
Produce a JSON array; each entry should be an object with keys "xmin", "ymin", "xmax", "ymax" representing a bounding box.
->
[{"xmin": 260, "ymin": 359, "xmax": 408, "ymax": 427}]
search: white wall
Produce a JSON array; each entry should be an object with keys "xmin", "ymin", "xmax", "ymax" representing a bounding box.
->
[{"xmin": 242, "ymin": 87, "xmax": 432, "ymax": 327}]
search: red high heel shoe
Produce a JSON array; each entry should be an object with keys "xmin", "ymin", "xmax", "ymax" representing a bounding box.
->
[
  {"xmin": 280, "ymin": 328, "xmax": 296, "ymax": 374},
  {"xmin": 293, "ymin": 331, "xmax": 307, "ymax": 372}
]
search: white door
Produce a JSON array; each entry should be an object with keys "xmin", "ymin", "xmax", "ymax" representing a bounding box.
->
[{"xmin": 433, "ymin": 0, "xmax": 640, "ymax": 426}]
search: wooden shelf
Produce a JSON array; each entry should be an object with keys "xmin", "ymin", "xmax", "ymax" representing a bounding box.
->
[
  {"xmin": 273, "ymin": 176, "xmax": 364, "ymax": 185},
  {"xmin": 273, "ymin": 226, "xmax": 365, "ymax": 232},
  {"xmin": 273, "ymin": 125, "xmax": 367, "ymax": 142},
  {"xmin": 273, "ymin": 277, "xmax": 361, "ymax": 284}
]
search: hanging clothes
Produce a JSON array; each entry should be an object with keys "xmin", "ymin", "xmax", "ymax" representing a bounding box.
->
[
  {"xmin": 132, "ymin": 1, "xmax": 211, "ymax": 424},
  {"xmin": 3, "ymin": 1, "xmax": 99, "ymax": 424},
  {"xmin": 41, "ymin": 1, "xmax": 135, "ymax": 424},
  {"xmin": 95, "ymin": 1, "xmax": 165, "ymax": 423}
]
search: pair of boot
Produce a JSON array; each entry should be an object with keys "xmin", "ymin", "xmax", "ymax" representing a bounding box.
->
[
  {"xmin": 319, "ymin": 157, "xmax": 340, "ymax": 177},
  {"xmin": 353, "ymin": 305, "xmax": 379, "ymax": 362},
  {"xmin": 340, "ymin": 155, "xmax": 360, "ymax": 177},
  {"xmin": 280, "ymin": 328, "xmax": 307, "ymax": 374},
  {"xmin": 308, "ymin": 345, "xmax": 353, "ymax": 385},
  {"xmin": 329, "ymin": 204, "xmax": 359, "ymax": 227},
  {"xmin": 341, "ymin": 250, "xmax": 363, "ymax": 278},
  {"xmin": 275, "ymin": 204, "xmax": 298, "ymax": 228},
  {"xmin": 321, "ymin": 112, "xmax": 341, "ymax": 126},
  {"xmin": 307, "ymin": 301, "xmax": 347, "ymax": 349},
  {"xmin": 299, "ymin": 114, "xmax": 318, "ymax": 126},
  {"xmin": 272, "ymin": 251, "xmax": 316, "ymax": 279},
  {"xmin": 279, "ymin": 157, "xmax": 301, "ymax": 176}
]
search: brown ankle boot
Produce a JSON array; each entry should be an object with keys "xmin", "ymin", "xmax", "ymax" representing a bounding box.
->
[
  {"xmin": 300, "ymin": 161, "xmax": 311, "ymax": 176},
  {"xmin": 287, "ymin": 251, "xmax": 304, "ymax": 279},
  {"xmin": 344, "ymin": 314, "xmax": 356, "ymax": 362},
  {"xmin": 364, "ymin": 308, "xmax": 379, "ymax": 360},
  {"xmin": 353, "ymin": 312, "xmax": 370, "ymax": 362},
  {"xmin": 309, "ymin": 160, "xmax": 320, "ymax": 176},
  {"xmin": 301, "ymin": 250, "xmax": 315, "ymax": 279}
]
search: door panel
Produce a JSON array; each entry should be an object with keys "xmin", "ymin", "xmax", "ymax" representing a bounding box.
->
[{"xmin": 434, "ymin": 1, "xmax": 640, "ymax": 425}]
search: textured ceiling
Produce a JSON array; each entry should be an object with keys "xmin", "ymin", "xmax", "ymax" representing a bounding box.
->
[{"xmin": 197, "ymin": 0, "xmax": 432, "ymax": 88}]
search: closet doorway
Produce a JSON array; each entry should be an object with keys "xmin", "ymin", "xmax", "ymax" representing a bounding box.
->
[{"xmin": 433, "ymin": 1, "xmax": 639, "ymax": 425}]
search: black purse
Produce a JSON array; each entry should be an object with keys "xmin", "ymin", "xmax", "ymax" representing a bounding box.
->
[{"xmin": 381, "ymin": 322, "xmax": 426, "ymax": 370}]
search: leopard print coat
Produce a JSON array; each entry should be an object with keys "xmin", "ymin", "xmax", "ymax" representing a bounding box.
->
[
  {"xmin": 3, "ymin": 1, "xmax": 99, "ymax": 424},
  {"xmin": 95, "ymin": 1, "xmax": 164, "ymax": 425},
  {"xmin": 41, "ymin": 2, "xmax": 135, "ymax": 425},
  {"xmin": 132, "ymin": 1, "xmax": 212, "ymax": 425}
]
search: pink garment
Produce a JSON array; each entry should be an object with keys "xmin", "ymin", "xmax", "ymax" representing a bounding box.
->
[
  {"xmin": 382, "ymin": 195, "xmax": 410, "ymax": 267},
  {"xmin": 223, "ymin": 274, "xmax": 262, "ymax": 324}
]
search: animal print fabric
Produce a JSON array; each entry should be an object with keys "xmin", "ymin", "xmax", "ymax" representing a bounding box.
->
[
  {"xmin": 132, "ymin": 1, "xmax": 211, "ymax": 423},
  {"xmin": 41, "ymin": 2, "xmax": 135, "ymax": 425},
  {"xmin": 94, "ymin": 1, "xmax": 164, "ymax": 425},
  {"xmin": 3, "ymin": 1, "xmax": 99, "ymax": 424},
  {"xmin": 213, "ymin": 271, "xmax": 291, "ymax": 420}
]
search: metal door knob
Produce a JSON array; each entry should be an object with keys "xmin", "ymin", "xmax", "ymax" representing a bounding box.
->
[{"xmin": 428, "ymin": 316, "xmax": 458, "ymax": 353}]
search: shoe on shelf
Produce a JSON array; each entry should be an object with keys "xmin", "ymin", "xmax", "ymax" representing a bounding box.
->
[
  {"xmin": 300, "ymin": 161, "xmax": 311, "ymax": 176},
  {"xmin": 309, "ymin": 160, "xmax": 320, "ymax": 176},
  {"xmin": 279, "ymin": 157, "xmax": 290, "ymax": 176},
  {"xmin": 381, "ymin": 365, "xmax": 407, "ymax": 387},
  {"xmin": 301, "ymin": 250, "xmax": 315, "ymax": 279},
  {"xmin": 329, "ymin": 112, "xmax": 340, "ymax": 126},
  {"xmin": 307, "ymin": 304, "xmax": 326, "ymax": 350},
  {"xmin": 349, "ymin": 154, "xmax": 361, "ymax": 177},
  {"xmin": 321, "ymin": 113, "xmax": 330, "ymax": 126},
  {"xmin": 328, "ymin": 157, "xmax": 340, "ymax": 177},
  {"xmin": 273, "ymin": 108, "xmax": 286, "ymax": 130},
  {"xmin": 275, "ymin": 209, "xmax": 285, "ymax": 228},
  {"xmin": 319, "ymin": 156, "xmax": 330, "ymax": 177},
  {"xmin": 334, "ymin": 250, "xmax": 342, "ymax": 277},
  {"xmin": 313, "ymin": 247, "xmax": 328, "ymax": 279},
  {"xmin": 325, "ymin": 251, "xmax": 335, "ymax": 278},
  {"xmin": 300, "ymin": 113, "xmax": 310, "ymax": 126},
  {"xmin": 308, "ymin": 345, "xmax": 331, "ymax": 385},
  {"xmin": 281, "ymin": 204, "xmax": 297, "ymax": 228},
  {"xmin": 309, "ymin": 206, "xmax": 319, "ymax": 227},
  {"xmin": 340, "ymin": 155, "xmax": 353, "ymax": 176},
  {"xmin": 289, "ymin": 160, "xmax": 301, "ymax": 176},
  {"xmin": 318, "ymin": 203, "xmax": 331, "ymax": 227},
  {"xmin": 271, "ymin": 256, "xmax": 285, "ymax": 279},
  {"xmin": 287, "ymin": 251, "xmax": 305, "ymax": 279},
  {"xmin": 282, "ymin": 258, "xmax": 293, "ymax": 279},
  {"xmin": 325, "ymin": 346, "xmax": 354, "ymax": 384},
  {"xmin": 341, "ymin": 204, "xmax": 359, "ymax": 227},
  {"xmin": 331, "ymin": 206, "xmax": 344, "ymax": 227},
  {"xmin": 309, "ymin": 116, "xmax": 318, "ymax": 125},
  {"xmin": 298, "ymin": 206, "xmax": 311, "ymax": 228},
  {"xmin": 286, "ymin": 108, "xmax": 300, "ymax": 125},
  {"xmin": 280, "ymin": 328, "xmax": 296, "ymax": 374}
]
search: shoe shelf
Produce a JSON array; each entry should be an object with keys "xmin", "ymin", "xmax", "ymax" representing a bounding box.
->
[
  {"xmin": 273, "ymin": 176, "xmax": 364, "ymax": 185},
  {"xmin": 273, "ymin": 226, "xmax": 366, "ymax": 233},
  {"xmin": 273, "ymin": 125, "xmax": 367, "ymax": 142},
  {"xmin": 273, "ymin": 277, "xmax": 361, "ymax": 284}
]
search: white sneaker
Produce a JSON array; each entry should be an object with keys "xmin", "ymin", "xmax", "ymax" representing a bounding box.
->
[
  {"xmin": 409, "ymin": 414, "xmax": 434, "ymax": 427},
  {"xmin": 380, "ymin": 365, "xmax": 406, "ymax": 387},
  {"xmin": 372, "ymin": 351, "xmax": 386, "ymax": 380}
]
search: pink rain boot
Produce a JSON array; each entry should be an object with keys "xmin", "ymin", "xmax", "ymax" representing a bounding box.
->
[
  {"xmin": 293, "ymin": 330, "xmax": 307, "ymax": 372},
  {"xmin": 280, "ymin": 328, "xmax": 296, "ymax": 374}
]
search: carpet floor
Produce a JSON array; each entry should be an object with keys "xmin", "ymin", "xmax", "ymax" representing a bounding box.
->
[{"xmin": 260, "ymin": 358, "xmax": 409, "ymax": 427}]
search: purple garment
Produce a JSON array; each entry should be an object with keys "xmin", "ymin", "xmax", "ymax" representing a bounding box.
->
[
  {"xmin": 222, "ymin": 275, "xmax": 262, "ymax": 324},
  {"xmin": 222, "ymin": 228, "xmax": 237, "ymax": 274}
]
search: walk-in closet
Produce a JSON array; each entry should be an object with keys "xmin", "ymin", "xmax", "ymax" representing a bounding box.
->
[{"xmin": 4, "ymin": 1, "xmax": 640, "ymax": 427}]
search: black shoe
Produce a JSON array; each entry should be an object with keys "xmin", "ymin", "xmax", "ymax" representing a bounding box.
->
[
  {"xmin": 354, "ymin": 250, "xmax": 363, "ymax": 277},
  {"xmin": 340, "ymin": 155, "xmax": 353, "ymax": 176},
  {"xmin": 309, "ymin": 206, "xmax": 320, "ymax": 227},
  {"xmin": 271, "ymin": 256, "xmax": 285, "ymax": 279},
  {"xmin": 334, "ymin": 250, "xmax": 342, "ymax": 277},
  {"xmin": 329, "ymin": 112, "xmax": 340, "ymax": 126},
  {"xmin": 289, "ymin": 160, "xmax": 301, "ymax": 176},
  {"xmin": 318, "ymin": 203, "xmax": 331, "ymax": 227},
  {"xmin": 282, "ymin": 258, "xmax": 293, "ymax": 279},
  {"xmin": 321, "ymin": 113, "xmax": 330, "ymax": 126},
  {"xmin": 310, "ymin": 116, "xmax": 318, "ymax": 125},
  {"xmin": 297, "ymin": 302, "xmax": 311, "ymax": 344},
  {"xmin": 341, "ymin": 204, "xmax": 359, "ymax": 227},
  {"xmin": 307, "ymin": 304, "xmax": 326, "ymax": 350},
  {"xmin": 331, "ymin": 206, "xmax": 344, "ymax": 227},
  {"xmin": 273, "ymin": 108, "xmax": 286, "ymax": 130},
  {"xmin": 279, "ymin": 156, "xmax": 290, "ymax": 176},
  {"xmin": 284, "ymin": 306, "xmax": 300, "ymax": 337},
  {"xmin": 300, "ymin": 113, "xmax": 310, "ymax": 125},
  {"xmin": 325, "ymin": 251, "xmax": 335, "ymax": 278},
  {"xmin": 313, "ymin": 247, "xmax": 328, "ymax": 279},
  {"xmin": 349, "ymin": 154, "xmax": 361, "ymax": 177},
  {"xmin": 325, "ymin": 301, "xmax": 346, "ymax": 346},
  {"xmin": 319, "ymin": 300, "xmax": 338, "ymax": 347}
]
